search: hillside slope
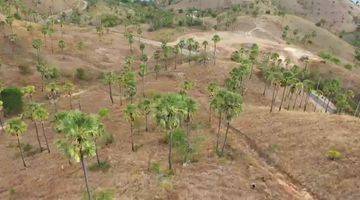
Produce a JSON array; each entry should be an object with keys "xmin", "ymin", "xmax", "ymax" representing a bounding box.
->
[{"xmin": 170, "ymin": 0, "xmax": 360, "ymax": 33}]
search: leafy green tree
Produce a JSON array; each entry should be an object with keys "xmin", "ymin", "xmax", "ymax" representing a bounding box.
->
[
  {"xmin": 32, "ymin": 39, "xmax": 43, "ymax": 63},
  {"xmin": 102, "ymin": 72, "xmax": 117, "ymax": 104},
  {"xmin": 211, "ymin": 89, "xmax": 226, "ymax": 150},
  {"xmin": 212, "ymin": 34, "xmax": 220, "ymax": 64},
  {"xmin": 33, "ymin": 105, "xmax": 50, "ymax": 153},
  {"xmin": 5, "ymin": 117, "xmax": 28, "ymax": 167},
  {"xmin": 323, "ymin": 79, "xmax": 341, "ymax": 113},
  {"xmin": 154, "ymin": 93, "xmax": 187, "ymax": 170},
  {"xmin": 124, "ymin": 104, "xmax": 139, "ymax": 152},
  {"xmin": 55, "ymin": 111, "xmax": 101, "ymax": 200},
  {"xmin": 0, "ymin": 87, "xmax": 23, "ymax": 116}
]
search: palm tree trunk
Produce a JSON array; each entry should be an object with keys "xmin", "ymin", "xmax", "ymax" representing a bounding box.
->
[
  {"xmin": 221, "ymin": 121, "xmax": 230, "ymax": 154},
  {"xmin": 303, "ymin": 93, "xmax": 310, "ymax": 112},
  {"xmin": 95, "ymin": 140, "xmax": 100, "ymax": 165},
  {"xmin": 298, "ymin": 90, "xmax": 305, "ymax": 108},
  {"xmin": 278, "ymin": 86, "xmax": 287, "ymax": 111},
  {"xmin": 286, "ymin": 91, "xmax": 294, "ymax": 110},
  {"xmin": 262, "ymin": 83, "xmax": 267, "ymax": 96},
  {"xmin": 145, "ymin": 114, "xmax": 149, "ymax": 132},
  {"xmin": 41, "ymin": 121, "xmax": 50, "ymax": 153},
  {"xmin": 209, "ymin": 104, "xmax": 212, "ymax": 123},
  {"xmin": 292, "ymin": 90, "xmax": 301, "ymax": 110},
  {"xmin": 354, "ymin": 100, "xmax": 360, "ymax": 117},
  {"xmin": 33, "ymin": 120, "xmax": 42, "ymax": 151},
  {"xmin": 69, "ymin": 94, "xmax": 73, "ymax": 109},
  {"xmin": 80, "ymin": 152, "xmax": 92, "ymax": 200},
  {"xmin": 270, "ymin": 84, "xmax": 277, "ymax": 113},
  {"xmin": 216, "ymin": 113, "xmax": 222, "ymax": 150},
  {"xmin": 130, "ymin": 121, "xmax": 134, "ymax": 152},
  {"xmin": 108, "ymin": 84, "xmax": 114, "ymax": 104},
  {"xmin": 142, "ymin": 77, "xmax": 145, "ymax": 97},
  {"xmin": 186, "ymin": 113, "xmax": 190, "ymax": 136},
  {"xmin": 325, "ymin": 99, "xmax": 331, "ymax": 113},
  {"xmin": 16, "ymin": 134, "xmax": 27, "ymax": 167},
  {"xmin": 168, "ymin": 131, "xmax": 173, "ymax": 170}
]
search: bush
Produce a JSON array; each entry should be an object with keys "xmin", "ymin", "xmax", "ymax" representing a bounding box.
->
[
  {"xmin": 0, "ymin": 87, "xmax": 23, "ymax": 116},
  {"xmin": 88, "ymin": 161, "xmax": 111, "ymax": 172},
  {"xmin": 75, "ymin": 68, "xmax": 87, "ymax": 80},
  {"xmin": 18, "ymin": 65, "xmax": 32, "ymax": 75},
  {"xmin": 101, "ymin": 14, "xmax": 120, "ymax": 28},
  {"xmin": 327, "ymin": 150, "xmax": 342, "ymax": 160},
  {"xmin": 344, "ymin": 64, "xmax": 353, "ymax": 70}
]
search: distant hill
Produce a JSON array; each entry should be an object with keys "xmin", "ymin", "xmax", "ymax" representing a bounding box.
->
[{"xmin": 169, "ymin": 0, "xmax": 360, "ymax": 33}]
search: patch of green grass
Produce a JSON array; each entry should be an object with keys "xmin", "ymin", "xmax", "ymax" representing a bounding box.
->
[
  {"xmin": 319, "ymin": 52, "xmax": 341, "ymax": 65},
  {"xmin": 150, "ymin": 162, "xmax": 161, "ymax": 174},
  {"xmin": 326, "ymin": 150, "xmax": 342, "ymax": 161},
  {"xmin": 88, "ymin": 161, "xmax": 111, "ymax": 172}
]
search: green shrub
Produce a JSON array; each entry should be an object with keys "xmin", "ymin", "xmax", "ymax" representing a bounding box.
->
[
  {"xmin": 100, "ymin": 132, "xmax": 114, "ymax": 146},
  {"xmin": 101, "ymin": 14, "xmax": 120, "ymax": 28},
  {"xmin": 88, "ymin": 161, "xmax": 111, "ymax": 172},
  {"xmin": 18, "ymin": 65, "xmax": 32, "ymax": 75},
  {"xmin": 327, "ymin": 150, "xmax": 342, "ymax": 160},
  {"xmin": 150, "ymin": 162, "xmax": 161, "ymax": 174},
  {"xmin": 344, "ymin": 64, "xmax": 353, "ymax": 70},
  {"xmin": 75, "ymin": 68, "xmax": 87, "ymax": 80},
  {"xmin": 83, "ymin": 189, "xmax": 114, "ymax": 200},
  {"xmin": 0, "ymin": 87, "xmax": 23, "ymax": 116}
]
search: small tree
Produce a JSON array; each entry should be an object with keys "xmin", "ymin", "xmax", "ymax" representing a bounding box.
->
[
  {"xmin": 207, "ymin": 82, "xmax": 219, "ymax": 123},
  {"xmin": 21, "ymin": 85, "xmax": 36, "ymax": 101},
  {"xmin": 138, "ymin": 63, "xmax": 148, "ymax": 97},
  {"xmin": 123, "ymin": 71, "xmax": 137, "ymax": 103},
  {"xmin": 124, "ymin": 104, "xmax": 139, "ymax": 152},
  {"xmin": 5, "ymin": 117, "xmax": 28, "ymax": 167},
  {"xmin": 183, "ymin": 96, "xmax": 198, "ymax": 136},
  {"xmin": 46, "ymin": 82, "xmax": 61, "ymax": 113},
  {"xmin": 0, "ymin": 87, "xmax": 24, "ymax": 116},
  {"xmin": 24, "ymin": 102, "xmax": 42, "ymax": 151}
]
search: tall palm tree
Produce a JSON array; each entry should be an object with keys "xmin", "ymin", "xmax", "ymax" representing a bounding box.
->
[
  {"xmin": 33, "ymin": 105, "xmax": 50, "ymax": 153},
  {"xmin": 55, "ymin": 111, "xmax": 102, "ymax": 200},
  {"xmin": 32, "ymin": 39, "xmax": 43, "ymax": 63},
  {"xmin": 183, "ymin": 96, "xmax": 198, "ymax": 136},
  {"xmin": 124, "ymin": 104, "xmax": 139, "ymax": 152},
  {"xmin": 211, "ymin": 89, "xmax": 226, "ymax": 150},
  {"xmin": 5, "ymin": 117, "xmax": 28, "ymax": 167},
  {"xmin": 154, "ymin": 94, "xmax": 187, "ymax": 170},
  {"xmin": 102, "ymin": 72, "xmax": 117, "ymax": 104},
  {"xmin": 138, "ymin": 63, "xmax": 148, "ymax": 97},
  {"xmin": 207, "ymin": 82, "xmax": 219, "ymax": 123},
  {"xmin": 24, "ymin": 103, "xmax": 42, "ymax": 151},
  {"xmin": 138, "ymin": 98, "xmax": 152, "ymax": 132},
  {"xmin": 178, "ymin": 39, "xmax": 186, "ymax": 63},
  {"xmin": 212, "ymin": 34, "xmax": 221, "ymax": 64},
  {"xmin": 123, "ymin": 71, "xmax": 137, "ymax": 103},
  {"xmin": 220, "ymin": 90, "xmax": 243, "ymax": 154}
]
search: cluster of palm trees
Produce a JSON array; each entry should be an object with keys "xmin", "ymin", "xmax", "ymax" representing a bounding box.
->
[{"xmin": 260, "ymin": 52, "xmax": 354, "ymax": 114}]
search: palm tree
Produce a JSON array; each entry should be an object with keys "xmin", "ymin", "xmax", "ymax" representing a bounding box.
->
[
  {"xmin": 123, "ymin": 71, "xmax": 137, "ymax": 103},
  {"xmin": 278, "ymin": 70, "xmax": 293, "ymax": 111},
  {"xmin": 138, "ymin": 98, "xmax": 152, "ymax": 132},
  {"xmin": 186, "ymin": 38, "xmax": 195, "ymax": 64},
  {"xmin": 207, "ymin": 82, "xmax": 219, "ymax": 123},
  {"xmin": 302, "ymin": 80, "xmax": 314, "ymax": 112},
  {"xmin": 46, "ymin": 82, "xmax": 61, "ymax": 113},
  {"xmin": 55, "ymin": 111, "xmax": 102, "ymax": 200},
  {"xmin": 154, "ymin": 94, "xmax": 187, "ymax": 170},
  {"xmin": 102, "ymin": 72, "xmax": 117, "ymax": 104},
  {"xmin": 212, "ymin": 34, "xmax": 221, "ymax": 64},
  {"xmin": 138, "ymin": 63, "xmax": 148, "ymax": 97},
  {"xmin": 202, "ymin": 40, "xmax": 209, "ymax": 53},
  {"xmin": 21, "ymin": 85, "xmax": 36, "ymax": 101},
  {"xmin": 183, "ymin": 96, "xmax": 198, "ymax": 136},
  {"xmin": 126, "ymin": 32, "xmax": 134, "ymax": 52},
  {"xmin": 181, "ymin": 81, "xmax": 195, "ymax": 95},
  {"xmin": 62, "ymin": 81, "xmax": 76, "ymax": 109},
  {"xmin": 58, "ymin": 40, "xmax": 66, "ymax": 59},
  {"xmin": 249, "ymin": 44, "xmax": 259, "ymax": 79},
  {"xmin": 323, "ymin": 79, "xmax": 341, "ymax": 113},
  {"xmin": 178, "ymin": 39, "xmax": 186, "ymax": 62},
  {"xmin": 24, "ymin": 103, "xmax": 42, "ymax": 151},
  {"xmin": 5, "ymin": 117, "xmax": 28, "ymax": 167},
  {"xmin": 139, "ymin": 43, "xmax": 145, "ymax": 55},
  {"xmin": 211, "ymin": 89, "xmax": 226, "ymax": 150},
  {"xmin": 124, "ymin": 104, "xmax": 139, "ymax": 152},
  {"xmin": 33, "ymin": 105, "xmax": 50, "ymax": 153},
  {"xmin": 220, "ymin": 90, "xmax": 243, "ymax": 154},
  {"xmin": 173, "ymin": 45, "xmax": 180, "ymax": 69},
  {"xmin": 32, "ymin": 39, "xmax": 43, "ymax": 63},
  {"xmin": 268, "ymin": 69, "xmax": 282, "ymax": 113}
]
